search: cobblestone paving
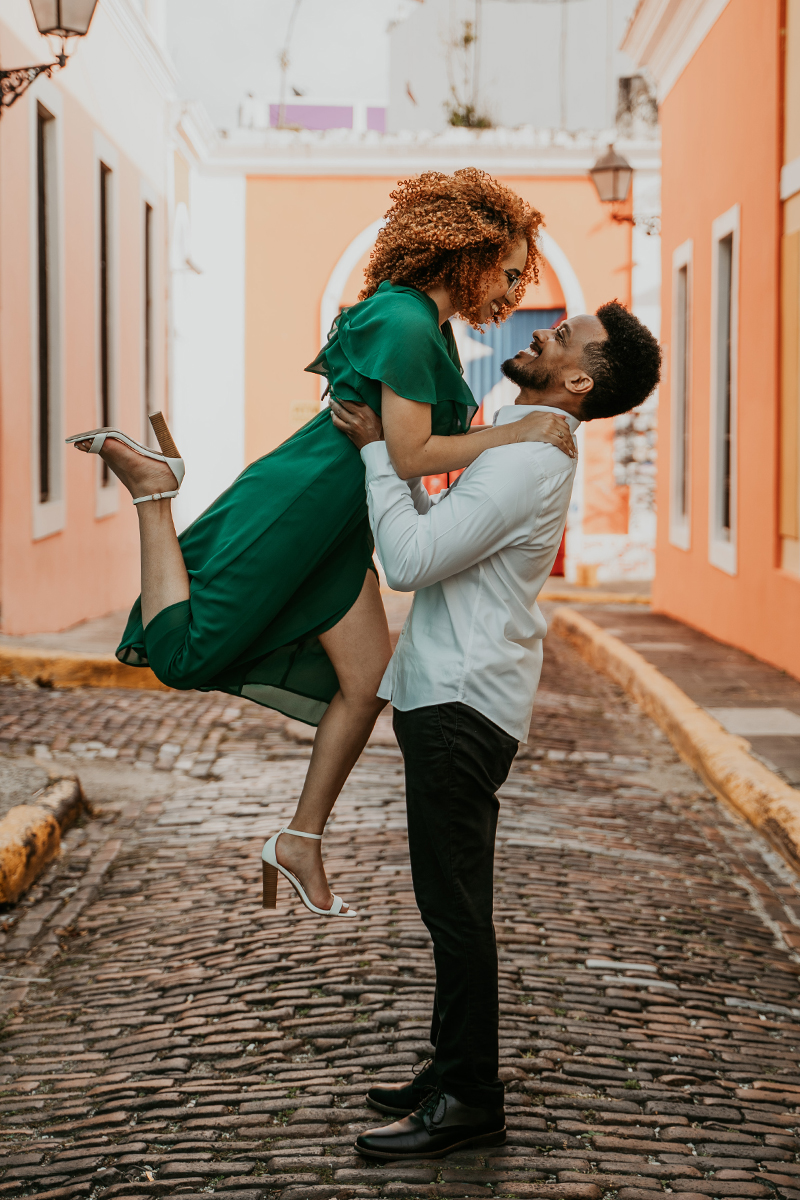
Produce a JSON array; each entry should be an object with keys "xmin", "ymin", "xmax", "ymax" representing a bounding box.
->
[{"xmin": 1, "ymin": 633, "xmax": 800, "ymax": 1200}]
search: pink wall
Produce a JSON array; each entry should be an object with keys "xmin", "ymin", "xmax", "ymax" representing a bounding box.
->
[
  {"xmin": 0, "ymin": 27, "xmax": 167, "ymax": 635},
  {"xmin": 652, "ymin": 0, "xmax": 800, "ymax": 678}
]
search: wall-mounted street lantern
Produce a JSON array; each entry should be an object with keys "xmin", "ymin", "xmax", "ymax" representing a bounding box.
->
[
  {"xmin": 588, "ymin": 142, "xmax": 660, "ymax": 235},
  {"xmin": 589, "ymin": 143, "xmax": 633, "ymax": 212},
  {"xmin": 0, "ymin": 0, "xmax": 100, "ymax": 114}
]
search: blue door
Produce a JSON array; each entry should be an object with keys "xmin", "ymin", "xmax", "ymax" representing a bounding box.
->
[{"xmin": 461, "ymin": 308, "xmax": 565, "ymax": 412}]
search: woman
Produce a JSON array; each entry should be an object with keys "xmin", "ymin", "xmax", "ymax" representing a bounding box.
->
[{"xmin": 68, "ymin": 169, "xmax": 576, "ymax": 917}]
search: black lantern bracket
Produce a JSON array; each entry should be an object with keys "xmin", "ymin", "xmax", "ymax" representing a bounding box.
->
[
  {"xmin": 0, "ymin": 49, "xmax": 66, "ymax": 112},
  {"xmin": 0, "ymin": 1, "xmax": 100, "ymax": 115},
  {"xmin": 609, "ymin": 208, "xmax": 661, "ymax": 236}
]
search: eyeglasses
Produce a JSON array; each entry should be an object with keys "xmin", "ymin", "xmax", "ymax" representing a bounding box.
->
[{"xmin": 503, "ymin": 270, "xmax": 522, "ymax": 300}]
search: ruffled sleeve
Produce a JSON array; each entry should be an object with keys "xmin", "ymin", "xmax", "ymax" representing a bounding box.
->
[{"xmin": 305, "ymin": 284, "xmax": 475, "ymax": 425}]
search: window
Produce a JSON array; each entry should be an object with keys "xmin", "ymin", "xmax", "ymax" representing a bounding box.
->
[
  {"xmin": 716, "ymin": 234, "xmax": 734, "ymax": 531},
  {"xmin": 93, "ymin": 133, "xmax": 118, "ymax": 517},
  {"xmin": 670, "ymin": 240, "xmax": 692, "ymax": 549},
  {"xmin": 99, "ymin": 161, "xmax": 112, "ymax": 485},
  {"xmin": 143, "ymin": 201, "xmax": 154, "ymax": 437},
  {"xmin": 709, "ymin": 206, "xmax": 740, "ymax": 575},
  {"xmin": 780, "ymin": 228, "xmax": 800, "ymax": 573},
  {"xmin": 31, "ymin": 87, "xmax": 64, "ymax": 539},
  {"xmin": 36, "ymin": 106, "xmax": 55, "ymax": 500}
]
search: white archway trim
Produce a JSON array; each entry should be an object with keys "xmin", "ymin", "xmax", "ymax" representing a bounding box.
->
[
  {"xmin": 538, "ymin": 231, "xmax": 585, "ymax": 318},
  {"xmin": 320, "ymin": 217, "xmax": 386, "ymax": 345}
]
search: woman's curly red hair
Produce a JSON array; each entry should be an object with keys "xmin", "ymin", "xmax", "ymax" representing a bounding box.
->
[{"xmin": 359, "ymin": 168, "xmax": 543, "ymax": 328}]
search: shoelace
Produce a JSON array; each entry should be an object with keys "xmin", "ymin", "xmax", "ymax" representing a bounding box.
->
[
  {"xmin": 412, "ymin": 1056, "xmax": 433, "ymax": 1080},
  {"xmin": 418, "ymin": 1088, "xmax": 447, "ymax": 1128}
]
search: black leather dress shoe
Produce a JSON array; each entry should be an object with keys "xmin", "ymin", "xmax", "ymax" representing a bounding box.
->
[
  {"xmin": 366, "ymin": 1074, "xmax": 435, "ymax": 1117},
  {"xmin": 356, "ymin": 1090, "xmax": 505, "ymax": 1160}
]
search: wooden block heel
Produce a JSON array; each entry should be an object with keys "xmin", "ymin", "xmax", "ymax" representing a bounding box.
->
[
  {"xmin": 260, "ymin": 827, "xmax": 357, "ymax": 917},
  {"xmin": 262, "ymin": 860, "xmax": 278, "ymax": 909},
  {"xmin": 149, "ymin": 412, "xmax": 180, "ymax": 459}
]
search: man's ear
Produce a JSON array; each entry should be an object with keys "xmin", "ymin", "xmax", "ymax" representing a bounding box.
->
[{"xmin": 564, "ymin": 370, "xmax": 594, "ymax": 397}]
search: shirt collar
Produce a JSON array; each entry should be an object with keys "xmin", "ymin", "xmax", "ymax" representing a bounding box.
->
[{"xmin": 493, "ymin": 403, "xmax": 581, "ymax": 435}]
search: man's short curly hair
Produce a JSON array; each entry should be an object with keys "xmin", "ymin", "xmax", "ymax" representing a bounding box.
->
[
  {"xmin": 580, "ymin": 301, "xmax": 662, "ymax": 420},
  {"xmin": 360, "ymin": 168, "xmax": 543, "ymax": 329}
]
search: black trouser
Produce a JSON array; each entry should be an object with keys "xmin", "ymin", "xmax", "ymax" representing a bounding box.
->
[{"xmin": 393, "ymin": 702, "xmax": 518, "ymax": 1110}]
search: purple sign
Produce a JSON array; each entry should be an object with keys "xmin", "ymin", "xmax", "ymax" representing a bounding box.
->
[
  {"xmin": 367, "ymin": 107, "xmax": 386, "ymax": 132},
  {"xmin": 270, "ymin": 104, "xmax": 353, "ymax": 130}
]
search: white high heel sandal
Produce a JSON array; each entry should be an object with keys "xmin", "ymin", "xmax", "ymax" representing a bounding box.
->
[
  {"xmin": 66, "ymin": 412, "xmax": 184, "ymax": 505},
  {"xmin": 262, "ymin": 828, "xmax": 357, "ymax": 918}
]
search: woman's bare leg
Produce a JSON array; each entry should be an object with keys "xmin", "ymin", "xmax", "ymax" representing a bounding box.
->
[
  {"xmin": 72, "ymin": 439, "xmax": 189, "ymax": 625},
  {"xmin": 276, "ymin": 570, "xmax": 392, "ymax": 911}
]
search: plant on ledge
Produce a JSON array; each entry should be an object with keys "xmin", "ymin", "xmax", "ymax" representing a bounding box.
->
[{"xmin": 445, "ymin": 18, "xmax": 492, "ymax": 129}]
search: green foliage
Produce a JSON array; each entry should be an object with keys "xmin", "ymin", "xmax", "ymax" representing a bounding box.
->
[{"xmin": 446, "ymin": 102, "xmax": 491, "ymax": 128}]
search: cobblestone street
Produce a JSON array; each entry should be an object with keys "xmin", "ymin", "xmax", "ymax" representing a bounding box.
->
[{"xmin": 1, "ymin": 629, "xmax": 800, "ymax": 1200}]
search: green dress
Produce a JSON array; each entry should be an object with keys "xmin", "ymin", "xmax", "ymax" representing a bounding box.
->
[{"xmin": 116, "ymin": 282, "xmax": 477, "ymax": 725}]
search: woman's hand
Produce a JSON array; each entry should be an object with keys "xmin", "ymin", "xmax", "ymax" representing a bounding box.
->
[
  {"xmin": 513, "ymin": 411, "xmax": 577, "ymax": 458},
  {"xmin": 330, "ymin": 398, "xmax": 384, "ymax": 450}
]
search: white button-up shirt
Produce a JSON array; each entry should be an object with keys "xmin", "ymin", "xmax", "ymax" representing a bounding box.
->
[{"xmin": 362, "ymin": 404, "xmax": 580, "ymax": 743}]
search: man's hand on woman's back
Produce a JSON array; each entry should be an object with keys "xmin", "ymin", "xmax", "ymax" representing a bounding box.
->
[{"xmin": 330, "ymin": 398, "xmax": 384, "ymax": 450}]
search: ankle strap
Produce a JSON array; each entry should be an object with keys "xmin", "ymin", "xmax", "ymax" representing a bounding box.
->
[
  {"xmin": 132, "ymin": 489, "xmax": 179, "ymax": 505},
  {"xmin": 280, "ymin": 826, "xmax": 322, "ymax": 841}
]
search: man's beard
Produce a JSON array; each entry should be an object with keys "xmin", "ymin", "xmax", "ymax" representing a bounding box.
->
[{"xmin": 501, "ymin": 355, "xmax": 554, "ymax": 392}]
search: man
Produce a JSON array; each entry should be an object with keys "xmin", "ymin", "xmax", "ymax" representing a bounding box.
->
[{"xmin": 330, "ymin": 301, "xmax": 661, "ymax": 1161}]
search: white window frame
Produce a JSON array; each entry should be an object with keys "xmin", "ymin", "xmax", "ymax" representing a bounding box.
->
[
  {"xmin": 670, "ymin": 239, "xmax": 693, "ymax": 550},
  {"xmin": 708, "ymin": 205, "xmax": 740, "ymax": 575},
  {"xmin": 29, "ymin": 81, "xmax": 65, "ymax": 541},
  {"xmin": 94, "ymin": 132, "xmax": 120, "ymax": 518}
]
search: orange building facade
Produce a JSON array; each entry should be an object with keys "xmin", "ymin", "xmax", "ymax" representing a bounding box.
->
[{"xmin": 624, "ymin": 0, "xmax": 800, "ymax": 680}]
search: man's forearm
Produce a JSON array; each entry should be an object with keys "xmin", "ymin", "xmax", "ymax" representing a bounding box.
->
[
  {"xmin": 362, "ymin": 443, "xmax": 519, "ymax": 592},
  {"xmin": 387, "ymin": 427, "xmax": 520, "ymax": 481}
]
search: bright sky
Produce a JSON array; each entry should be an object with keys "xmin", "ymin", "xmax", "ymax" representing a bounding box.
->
[{"xmin": 166, "ymin": 0, "xmax": 417, "ymax": 129}]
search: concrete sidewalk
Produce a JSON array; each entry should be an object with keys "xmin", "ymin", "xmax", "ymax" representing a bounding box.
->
[
  {"xmin": 548, "ymin": 602, "xmax": 800, "ymax": 791},
  {"xmin": 0, "ymin": 609, "xmax": 130, "ymax": 657},
  {"xmin": 0, "ymin": 581, "xmax": 651, "ymax": 660}
]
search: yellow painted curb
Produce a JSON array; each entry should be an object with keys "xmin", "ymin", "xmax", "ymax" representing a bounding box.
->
[
  {"xmin": 551, "ymin": 606, "xmax": 800, "ymax": 871},
  {"xmin": 0, "ymin": 646, "xmax": 169, "ymax": 692},
  {"xmin": 0, "ymin": 805, "xmax": 61, "ymax": 904},
  {"xmin": 0, "ymin": 774, "xmax": 87, "ymax": 904},
  {"xmin": 540, "ymin": 590, "xmax": 650, "ymax": 606}
]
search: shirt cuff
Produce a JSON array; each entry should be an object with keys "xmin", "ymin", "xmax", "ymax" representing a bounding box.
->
[{"xmin": 361, "ymin": 441, "xmax": 394, "ymax": 481}]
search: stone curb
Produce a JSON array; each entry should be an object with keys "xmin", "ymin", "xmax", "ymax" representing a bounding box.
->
[
  {"xmin": 551, "ymin": 605, "xmax": 800, "ymax": 871},
  {"xmin": 0, "ymin": 645, "xmax": 168, "ymax": 692},
  {"xmin": 0, "ymin": 772, "xmax": 88, "ymax": 904},
  {"xmin": 540, "ymin": 589, "xmax": 650, "ymax": 605}
]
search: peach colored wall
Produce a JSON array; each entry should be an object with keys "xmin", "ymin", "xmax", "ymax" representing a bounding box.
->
[
  {"xmin": 245, "ymin": 171, "xmax": 632, "ymax": 546},
  {"xmin": 652, "ymin": 0, "xmax": 800, "ymax": 676},
  {"xmin": 0, "ymin": 27, "xmax": 167, "ymax": 635},
  {"xmin": 246, "ymin": 176, "xmax": 398, "ymax": 456}
]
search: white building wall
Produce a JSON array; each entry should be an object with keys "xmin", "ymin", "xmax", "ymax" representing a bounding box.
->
[
  {"xmin": 164, "ymin": 0, "xmax": 404, "ymax": 133},
  {"xmin": 388, "ymin": 0, "xmax": 641, "ymax": 134},
  {"xmin": 172, "ymin": 174, "xmax": 247, "ymax": 532},
  {"xmin": 1, "ymin": 0, "xmax": 175, "ymax": 189},
  {"xmin": 569, "ymin": 167, "xmax": 662, "ymax": 582}
]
